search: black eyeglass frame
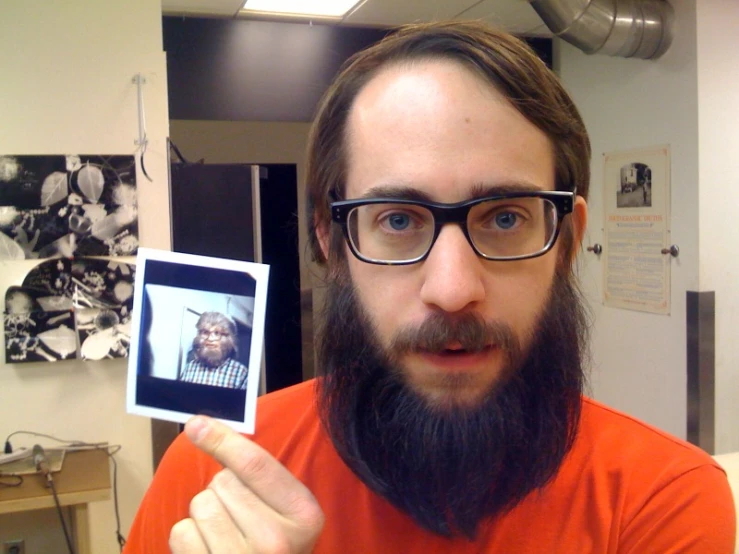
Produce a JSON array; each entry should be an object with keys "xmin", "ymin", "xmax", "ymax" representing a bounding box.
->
[{"xmin": 330, "ymin": 189, "xmax": 577, "ymax": 266}]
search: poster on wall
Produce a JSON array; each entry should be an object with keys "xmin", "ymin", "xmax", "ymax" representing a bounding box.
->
[
  {"xmin": 603, "ymin": 145, "xmax": 671, "ymax": 315},
  {"xmin": 3, "ymin": 258, "xmax": 136, "ymax": 363},
  {"xmin": 0, "ymin": 154, "xmax": 138, "ymax": 260}
]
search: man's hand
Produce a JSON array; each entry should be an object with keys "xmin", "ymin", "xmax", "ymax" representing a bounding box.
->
[{"xmin": 169, "ymin": 416, "xmax": 325, "ymax": 553}]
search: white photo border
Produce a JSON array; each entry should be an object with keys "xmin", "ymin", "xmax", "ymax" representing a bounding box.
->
[{"xmin": 126, "ymin": 247, "xmax": 270, "ymax": 434}]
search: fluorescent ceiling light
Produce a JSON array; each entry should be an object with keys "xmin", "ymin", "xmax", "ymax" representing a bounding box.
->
[{"xmin": 242, "ymin": 0, "xmax": 361, "ymax": 18}]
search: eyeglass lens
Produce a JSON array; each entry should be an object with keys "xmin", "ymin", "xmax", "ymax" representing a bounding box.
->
[
  {"xmin": 346, "ymin": 197, "xmax": 558, "ymax": 262},
  {"xmin": 198, "ymin": 328, "xmax": 229, "ymax": 339}
]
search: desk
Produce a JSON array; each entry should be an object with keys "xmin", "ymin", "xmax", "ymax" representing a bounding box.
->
[{"xmin": 0, "ymin": 449, "xmax": 111, "ymax": 554}]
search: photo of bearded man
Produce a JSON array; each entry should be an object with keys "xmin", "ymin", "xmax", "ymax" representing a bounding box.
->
[{"xmin": 179, "ymin": 311, "xmax": 249, "ymax": 390}]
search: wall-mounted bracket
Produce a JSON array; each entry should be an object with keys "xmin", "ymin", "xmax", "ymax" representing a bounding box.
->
[
  {"xmin": 132, "ymin": 74, "xmax": 148, "ymax": 149},
  {"xmin": 132, "ymin": 73, "xmax": 152, "ymax": 181}
]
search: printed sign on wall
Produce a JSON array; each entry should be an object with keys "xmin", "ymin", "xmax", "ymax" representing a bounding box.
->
[{"xmin": 603, "ymin": 145, "xmax": 671, "ymax": 315}]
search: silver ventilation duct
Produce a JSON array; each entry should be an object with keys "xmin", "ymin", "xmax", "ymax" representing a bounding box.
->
[{"xmin": 529, "ymin": 0, "xmax": 674, "ymax": 59}]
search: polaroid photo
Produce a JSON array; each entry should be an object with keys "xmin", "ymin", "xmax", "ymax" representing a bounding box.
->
[{"xmin": 126, "ymin": 248, "xmax": 269, "ymax": 434}]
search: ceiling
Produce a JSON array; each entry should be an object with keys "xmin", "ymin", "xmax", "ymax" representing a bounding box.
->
[{"xmin": 160, "ymin": 0, "xmax": 551, "ymax": 37}]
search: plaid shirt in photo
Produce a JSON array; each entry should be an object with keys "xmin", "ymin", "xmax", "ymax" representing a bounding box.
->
[{"xmin": 180, "ymin": 358, "xmax": 249, "ymax": 390}]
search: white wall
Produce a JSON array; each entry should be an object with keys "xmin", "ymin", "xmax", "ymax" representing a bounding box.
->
[
  {"xmin": 696, "ymin": 0, "xmax": 739, "ymax": 453},
  {"xmin": 557, "ymin": 0, "xmax": 700, "ymax": 439},
  {"xmin": 0, "ymin": 1, "xmax": 169, "ymax": 551}
]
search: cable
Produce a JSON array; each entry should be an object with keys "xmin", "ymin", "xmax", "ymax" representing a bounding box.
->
[
  {"xmin": 106, "ymin": 445, "xmax": 127, "ymax": 551},
  {"xmin": 82, "ymin": 444, "xmax": 126, "ymax": 551},
  {"xmin": 140, "ymin": 149, "xmax": 152, "ymax": 182},
  {"xmin": 3, "ymin": 431, "xmax": 127, "ymax": 551},
  {"xmin": 168, "ymin": 138, "xmax": 190, "ymax": 164},
  {"xmin": 0, "ymin": 475, "xmax": 23, "ymax": 488},
  {"xmin": 4, "ymin": 430, "xmax": 107, "ymax": 450},
  {"xmin": 48, "ymin": 475, "xmax": 76, "ymax": 554},
  {"xmin": 168, "ymin": 138, "xmax": 205, "ymax": 165}
]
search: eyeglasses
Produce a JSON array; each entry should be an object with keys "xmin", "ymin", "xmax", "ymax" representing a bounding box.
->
[
  {"xmin": 330, "ymin": 190, "xmax": 575, "ymax": 265},
  {"xmin": 198, "ymin": 328, "xmax": 230, "ymax": 340}
]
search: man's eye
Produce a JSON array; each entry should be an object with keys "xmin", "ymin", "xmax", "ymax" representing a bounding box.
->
[
  {"xmin": 494, "ymin": 211, "xmax": 519, "ymax": 230},
  {"xmin": 385, "ymin": 213, "xmax": 412, "ymax": 231},
  {"xmin": 477, "ymin": 206, "xmax": 528, "ymax": 231},
  {"xmin": 200, "ymin": 330, "xmax": 226, "ymax": 338},
  {"xmin": 375, "ymin": 210, "xmax": 422, "ymax": 232}
]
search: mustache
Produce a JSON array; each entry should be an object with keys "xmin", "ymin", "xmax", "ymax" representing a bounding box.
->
[{"xmin": 389, "ymin": 311, "xmax": 520, "ymax": 357}]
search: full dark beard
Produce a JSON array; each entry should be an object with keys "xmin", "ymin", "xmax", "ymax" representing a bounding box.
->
[
  {"xmin": 194, "ymin": 340, "xmax": 232, "ymax": 368},
  {"xmin": 316, "ymin": 269, "xmax": 588, "ymax": 539}
]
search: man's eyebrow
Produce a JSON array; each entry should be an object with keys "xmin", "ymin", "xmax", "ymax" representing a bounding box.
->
[
  {"xmin": 358, "ymin": 181, "xmax": 546, "ymax": 202},
  {"xmin": 359, "ymin": 185, "xmax": 434, "ymax": 202},
  {"xmin": 468, "ymin": 181, "xmax": 546, "ymax": 199}
]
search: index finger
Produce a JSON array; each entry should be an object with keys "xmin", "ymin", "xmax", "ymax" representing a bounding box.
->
[{"xmin": 184, "ymin": 415, "xmax": 316, "ymax": 519}]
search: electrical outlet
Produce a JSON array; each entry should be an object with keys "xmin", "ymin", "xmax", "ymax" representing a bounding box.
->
[{"xmin": 3, "ymin": 539, "xmax": 25, "ymax": 554}]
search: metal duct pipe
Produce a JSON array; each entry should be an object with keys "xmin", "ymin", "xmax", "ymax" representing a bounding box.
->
[{"xmin": 528, "ymin": 0, "xmax": 674, "ymax": 59}]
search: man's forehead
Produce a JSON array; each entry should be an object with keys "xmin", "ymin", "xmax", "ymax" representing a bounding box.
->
[
  {"xmin": 343, "ymin": 57, "xmax": 555, "ymax": 204},
  {"xmin": 346, "ymin": 59, "xmax": 498, "ymax": 139},
  {"xmin": 199, "ymin": 323, "xmax": 229, "ymax": 331}
]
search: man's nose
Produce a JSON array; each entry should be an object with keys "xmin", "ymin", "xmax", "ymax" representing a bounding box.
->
[{"xmin": 418, "ymin": 224, "xmax": 486, "ymax": 313}]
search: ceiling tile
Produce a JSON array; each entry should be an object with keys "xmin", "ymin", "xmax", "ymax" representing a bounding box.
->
[
  {"xmin": 454, "ymin": 0, "xmax": 550, "ymax": 36},
  {"xmin": 162, "ymin": 0, "xmax": 245, "ymax": 16},
  {"xmin": 342, "ymin": 0, "xmax": 482, "ymax": 27},
  {"xmin": 160, "ymin": 0, "xmax": 551, "ymax": 35}
]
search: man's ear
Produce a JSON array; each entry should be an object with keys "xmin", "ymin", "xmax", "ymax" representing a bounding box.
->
[
  {"xmin": 315, "ymin": 217, "xmax": 331, "ymax": 262},
  {"xmin": 570, "ymin": 195, "xmax": 588, "ymax": 263}
]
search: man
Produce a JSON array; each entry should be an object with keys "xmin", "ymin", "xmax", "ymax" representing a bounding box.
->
[
  {"xmin": 179, "ymin": 311, "xmax": 248, "ymax": 390},
  {"xmin": 125, "ymin": 22, "xmax": 734, "ymax": 553}
]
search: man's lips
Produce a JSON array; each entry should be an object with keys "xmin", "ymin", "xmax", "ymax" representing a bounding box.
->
[
  {"xmin": 415, "ymin": 344, "xmax": 500, "ymax": 372},
  {"xmin": 419, "ymin": 340, "xmax": 494, "ymax": 354}
]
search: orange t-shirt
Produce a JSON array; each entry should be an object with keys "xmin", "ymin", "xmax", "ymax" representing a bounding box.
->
[{"xmin": 124, "ymin": 379, "xmax": 735, "ymax": 553}]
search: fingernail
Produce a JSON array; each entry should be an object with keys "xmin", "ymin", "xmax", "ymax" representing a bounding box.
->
[{"xmin": 186, "ymin": 416, "xmax": 209, "ymax": 443}]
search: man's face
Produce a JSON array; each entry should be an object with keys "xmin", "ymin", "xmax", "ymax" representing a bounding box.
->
[
  {"xmin": 342, "ymin": 59, "xmax": 571, "ymax": 408},
  {"xmin": 318, "ymin": 58, "xmax": 589, "ymax": 537},
  {"xmin": 194, "ymin": 324, "xmax": 234, "ymax": 367}
]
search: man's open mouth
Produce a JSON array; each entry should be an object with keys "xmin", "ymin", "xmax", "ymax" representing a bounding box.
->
[{"xmin": 422, "ymin": 344, "xmax": 496, "ymax": 356}]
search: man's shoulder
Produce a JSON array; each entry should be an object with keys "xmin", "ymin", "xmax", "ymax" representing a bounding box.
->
[
  {"xmin": 557, "ymin": 398, "xmax": 735, "ymax": 550},
  {"xmin": 251, "ymin": 379, "xmax": 322, "ymax": 451},
  {"xmin": 577, "ymin": 396, "xmax": 721, "ymax": 474},
  {"xmin": 226, "ymin": 357, "xmax": 248, "ymax": 370},
  {"xmin": 257, "ymin": 378, "xmax": 316, "ymax": 410}
]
